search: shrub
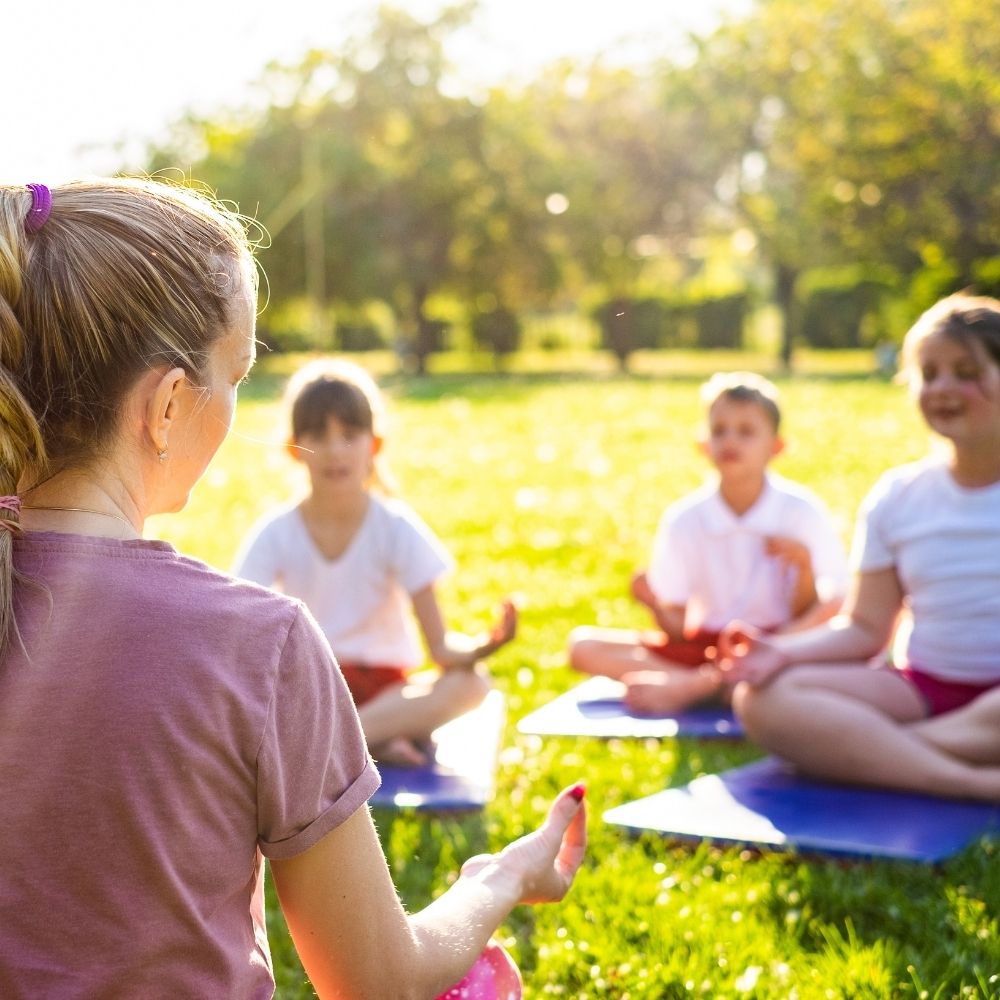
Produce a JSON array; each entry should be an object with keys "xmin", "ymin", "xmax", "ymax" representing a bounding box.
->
[
  {"xmin": 471, "ymin": 307, "xmax": 522, "ymax": 364},
  {"xmin": 798, "ymin": 268, "xmax": 897, "ymax": 349},
  {"xmin": 594, "ymin": 297, "xmax": 670, "ymax": 368},
  {"xmin": 337, "ymin": 322, "xmax": 386, "ymax": 352},
  {"xmin": 692, "ymin": 293, "xmax": 746, "ymax": 349}
]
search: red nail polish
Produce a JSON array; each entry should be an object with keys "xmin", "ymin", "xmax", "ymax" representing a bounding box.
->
[{"xmin": 568, "ymin": 783, "xmax": 586, "ymax": 802}]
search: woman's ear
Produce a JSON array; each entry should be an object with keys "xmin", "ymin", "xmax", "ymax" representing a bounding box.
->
[
  {"xmin": 371, "ymin": 434, "xmax": 384, "ymax": 456},
  {"xmin": 145, "ymin": 367, "xmax": 187, "ymax": 456}
]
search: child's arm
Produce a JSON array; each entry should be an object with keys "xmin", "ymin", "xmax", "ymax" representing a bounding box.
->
[
  {"xmin": 720, "ymin": 566, "xmax": 903, "ymax": 687},
  {"xmin": 651, "ymin": 603, "xmax": 687, "ymax": 640},
  {"xmin": 629, "ymin": 571, "xmax": 687, "ymax": 640},
  {"xmin": 764, "ymin": 535, "xmax": 845, "ymax": 631},
  {"xmin": 411, "ymin": 584, "xmax": 517, "ymax": 671},
  {"xmin": 765, "ymin": 535, "xmax": 816, "ymax": 615}
]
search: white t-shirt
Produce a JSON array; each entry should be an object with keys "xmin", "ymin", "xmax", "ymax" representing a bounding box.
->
[
  {"xmin": 233, "ymin": 495, "xmax": 453, "ymax": 668},
  {"xmin": 852, "ymin": 459, "xmax": 1000, "ymax": 683},
  {"xmin": 648, "ymin": 472, "xmax": 849, "ymax": 633}
]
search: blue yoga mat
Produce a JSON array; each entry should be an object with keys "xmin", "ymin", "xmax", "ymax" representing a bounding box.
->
[
  {"xmin": 517, "ymin": 676, "xmax": 742, "ymax": 739},
  {"xmin": 603, "ymin": 756, "xmax": 1000, "ymax": 862},
  {"xmin": 372, "ymin": 690, "xmax": 505, "ymax": 811}
]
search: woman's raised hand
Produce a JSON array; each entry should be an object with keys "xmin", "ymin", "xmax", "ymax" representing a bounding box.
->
[{"xmin": 458, "ymin": 784, "xmax": 587, "ymax": 905}]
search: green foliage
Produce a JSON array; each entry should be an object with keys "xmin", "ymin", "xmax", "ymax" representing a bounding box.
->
[
  {"xmin": 797, "ymin": 266, "xmax": 898, "ymax": 349},
  {"xmin": 971, "ymin": 257, "xmax": 1000, "ymax": 300},
  {"xmin": 470, "ymin": 306, "xmax": 523, "ymax": 363},
  {"xmin": 693, "ymin": 293, "xmax": 747, "ymax": 349},
  {"xmin": 143, "ymin": 0, "xmax": 1000, "ymax": 367},
  {"xmin": 595, "ymin": 293, "xmax": 748, "ymax": 367},
  {"xmin": 594, "ymin": 298, "xmax": 669, "ymax": 367},
  {"xmin": 671, "ymin": 0, "xmax": 1000, "ymax": 359},
  {"xmin": 146, "ymin": 357, "xmax": 1000, "ymax": 998},
  {"xmin": 337, "ymin": 320, "xmax": 386, "ymax": 352}
]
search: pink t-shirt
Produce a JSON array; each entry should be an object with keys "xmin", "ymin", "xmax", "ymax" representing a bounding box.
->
[{"xmin": 0, "ymin": 532, "xmax": 379, "ymax": 999}]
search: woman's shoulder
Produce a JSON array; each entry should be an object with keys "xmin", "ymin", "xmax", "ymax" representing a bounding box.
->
[
  {"xmin": 18, "ymin": 532, "xmax": 308, "ymax": 643},
  {"xmin": 162, "ymin": 546, "xmax": 305, "ymax": 621}
]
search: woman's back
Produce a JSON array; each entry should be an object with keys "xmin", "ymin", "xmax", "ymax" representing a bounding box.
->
[{"xmin": 0, "ymin": 531, "xmax": 376, "ymax": 999}]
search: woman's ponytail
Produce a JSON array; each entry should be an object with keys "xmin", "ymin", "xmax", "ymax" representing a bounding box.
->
[{"xmin": 0, "ymin": 188, "xmax": 48, "ymax": 656}]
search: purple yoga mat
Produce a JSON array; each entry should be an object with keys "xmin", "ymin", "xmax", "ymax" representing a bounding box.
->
[
  {"xmin": 372, "ymin": 690, "xmax": 505, "ymax": 811},
  {"xmin": 517, "ymin": 677, "xmax": 742, "ymax": 739},
  {"xmin": 603, "ymin": 756, "xmax": 1000, "ymax": 861}
]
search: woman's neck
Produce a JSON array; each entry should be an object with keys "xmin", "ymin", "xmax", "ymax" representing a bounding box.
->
[{"xmin": 20, "ymin": 472, "xmax": 143, "ymax": 539}]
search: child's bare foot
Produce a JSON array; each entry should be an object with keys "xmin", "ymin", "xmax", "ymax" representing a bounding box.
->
[
  {"xmin": 622, "ymin": 666, "xmax": 723, "ymax": 716},
  {"xmin": 373, "ymin": 736, "xmax": 430, "ymax": 767},
  {"xmin": 629, "ymin": 571, "xmax": 658, "ymax": 611}
]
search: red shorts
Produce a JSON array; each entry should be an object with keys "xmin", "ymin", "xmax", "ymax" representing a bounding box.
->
[
  {"xmin": 337, "ymin": 662, "xmax": 409, "ymax": 707},
  {"xmin": 641, "ymin": 630, "xmax": 721, "ymax": 668},
  {"xmin": 897, "ymin": 665, "xmax": 1000, "ymax": 717}
]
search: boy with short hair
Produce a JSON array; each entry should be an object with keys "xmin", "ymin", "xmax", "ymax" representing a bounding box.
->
[{"xmin": 568, "ymin": 371, "xmax": 848, "ymax": 714}]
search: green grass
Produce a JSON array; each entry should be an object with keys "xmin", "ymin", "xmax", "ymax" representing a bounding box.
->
[{"xmin": 148, "ymin": 355, "xmax": 1000, "ymax": 999}]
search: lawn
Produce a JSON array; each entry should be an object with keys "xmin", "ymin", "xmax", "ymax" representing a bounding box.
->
[{"xmin": 149, "ymin": 352, "xmax": 1000, "ymax": 999}]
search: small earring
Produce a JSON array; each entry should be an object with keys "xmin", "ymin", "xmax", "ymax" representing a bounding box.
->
[{"xmin": 158, "ymin": 448, "xmax": 168, "ymax": 463}]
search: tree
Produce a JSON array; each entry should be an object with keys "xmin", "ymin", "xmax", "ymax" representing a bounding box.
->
[{"xmin": 680, "ymin": 0, "xmax": 1000, "ymax": 360}]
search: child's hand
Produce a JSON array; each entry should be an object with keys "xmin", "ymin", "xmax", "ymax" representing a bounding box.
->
[
  {"xmin": 629, "ymin": 571, "xmax": 685, "ymax": 637},
  {"xmin": 629, "ymin": 570, "xmax": 657, "ymax": 610},
  {"xmin": 765, "ymin": 535, "xmax": 811, "ymax": 572},
  {"xmin": 766, "ymin": 536, "xmax": 819, "ymax": 618},
  {"xmin": 440, "ymin": 599, "xmax": 518, "ymax": 670},
  {"xmin": 458, "ymin": 783, "xmax": 586, "ymax": 905},
  {"xmin": 480, "ymin": 598, "xmax": 517, "ymax": 657},
  {"xmin": 717, "ymin": 621, "xmax": 790, "ymax": 687}
]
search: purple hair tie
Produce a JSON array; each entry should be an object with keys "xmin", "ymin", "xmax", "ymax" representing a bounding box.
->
[{"xmin": 24, "ymin": 183, "xmax": 52, "ymax": 233}]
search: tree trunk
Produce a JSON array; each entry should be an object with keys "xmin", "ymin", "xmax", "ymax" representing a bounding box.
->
[
  {"xmin": 775, "ymin": 262, "xmax": 798, "ymax": 370},
  {"xmin": 412, "ymin": 286, "xmax": 432, "ymax": 376}
]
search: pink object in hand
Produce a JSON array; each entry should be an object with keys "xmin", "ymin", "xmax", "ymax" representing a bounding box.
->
[{"xmin": 435, "ymin": 940, "xmax": 523, "ymax": 1000}]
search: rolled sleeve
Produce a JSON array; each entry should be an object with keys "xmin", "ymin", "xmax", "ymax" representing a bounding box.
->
[{"xmin": 257, "ymin": 606, "xmax": 381, "ymax": 860}]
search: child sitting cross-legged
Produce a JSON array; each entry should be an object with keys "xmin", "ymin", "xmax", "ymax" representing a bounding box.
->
[
  {"xmin": 568, "ymin": 372, "xmax": 849, "ymax": 715},
  {"xmin": 234, "ymin": 359, "xmax": 516, "ymax": 766},
  {"xmin": 724, "ymin": 295, "xmax": 1000, "ymax": 800}
]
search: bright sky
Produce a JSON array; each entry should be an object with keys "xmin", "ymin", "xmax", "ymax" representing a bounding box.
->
[{"xmin": 3, "ymin": 0, "xmax": 745, "ymax": 183}]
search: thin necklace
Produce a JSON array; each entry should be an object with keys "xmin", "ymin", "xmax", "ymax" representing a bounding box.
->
[{"xmin": 22, "ymin": 505, "xmax": 137, "ymax": 536}]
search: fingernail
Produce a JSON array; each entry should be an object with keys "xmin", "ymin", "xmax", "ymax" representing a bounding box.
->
[{"xmin": 568, "ymin": 783, "xmax": 586, "ymax": 802}]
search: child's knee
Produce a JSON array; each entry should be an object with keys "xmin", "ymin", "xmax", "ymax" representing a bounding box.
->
[
  {"xmin": 567, "ymin": 628, "xmax": 603, "ymax": 673},
  {"xmin": 731, "ymin": 679, "xmax": 786, "ymax": 742},
  {"xmin": 444, "ymin": 668, "xmax": 491, "ymax": 713},
  {"xmin": 732, "ymin": 680, "xmax": 765, "ymax": 730}
]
